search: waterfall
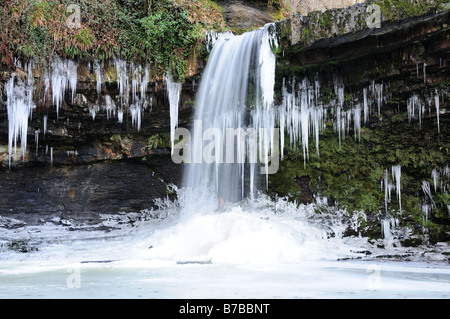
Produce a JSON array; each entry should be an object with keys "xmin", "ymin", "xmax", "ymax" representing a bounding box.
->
[{"xmin": 181, "ymin": 24, "xmax": 278, "ymax": 211}]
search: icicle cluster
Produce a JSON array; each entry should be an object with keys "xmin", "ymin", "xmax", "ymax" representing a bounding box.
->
[
  {"xmin": 50, "ymin": 56, "xmax": 77, "ymax": 118},
  {"xmin": 5, "ymin": 72, "xmax": 35, "ymax": 167},
  {"xmin": 277, "ymin": 77, "xmax": 382, "ymax": 162},
  {"xmin": 381, "ymin": 165, "xmax": 402, "ymax": 214},
  {"xmin": 407, "ymin": 90, "xmax": 443, "ymax": 132},
  {"xmin": 381, "ymin": 217, "xmax": 399, "ymax": 248},
  {"xmin": 420, "ymin": 165, "xmax": 449, "ymax": 223},
  {"xmin": 278, "ymin": 77, "xmax": 325, "ymax": 166},
  {"xmin": 112, "ymin": 58, "xmax": 151, "ymax": 129}
]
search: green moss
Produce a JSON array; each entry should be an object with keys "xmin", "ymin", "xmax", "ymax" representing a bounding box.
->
[
  {"xmin": 1, "ymin": 0, "xmax": 225, "ymax": 79},
  {"xmin": 319, "ymin": 12, "xmax": 333, "ymax": 30},
  {"xmin": 148, "ymin": 133, "xmax": 170, "ymax": 149},
  {"xmin": 374, "ymin": 0, "xmax": 448, "ymax": 20}
]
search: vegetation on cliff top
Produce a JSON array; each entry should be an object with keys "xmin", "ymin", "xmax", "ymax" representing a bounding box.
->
[{"xmin": 0, "ymin": 0, "xmax": 225, "ymax": 80}]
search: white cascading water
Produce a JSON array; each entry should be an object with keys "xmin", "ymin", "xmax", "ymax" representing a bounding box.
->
[
  {"xmin": 143, "ymin": 24, "xmax": 385, "ymax": 265},
  {"xmin": 181, "ymin": 24, "xmax": 278, "ymax": 209},
  {"xmin": 144, "ymin": 24, "xmax": 347, "ymax": 263}
]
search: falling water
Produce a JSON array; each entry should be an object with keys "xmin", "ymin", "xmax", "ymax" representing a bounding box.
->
[{"xmin": 182, "ymin": 24, "xmax": 278, "ymax": 210}]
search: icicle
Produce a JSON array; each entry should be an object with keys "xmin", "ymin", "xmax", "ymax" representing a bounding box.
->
[
  {"xmin": 104, "ymin": 95, "xmax": 116, "ymax": 120},
  {"xmin": 314, "ymin": 74, "xmax": 320, "ymax": 103},
  {"xmin": 391, "ymin": 165, "xmax": 402, "ymax": 212},
  {"xmin": 384, "ymin": 169, "xmax": 394, "ymax": 213},
  {"xmin": 205, "ymin": 29, "xmax": 234, "ymax": 52},
  {"xmin": 50, "ymin": 147, "xmax": 53, "ymax": 166},
  {"xmin": 166, "ymin": 72, "xmax": 182, "ymax": 154},
  {"xmin": 131, "ymin": 62, "xmax": 141, "ymax": 103},
  {"xmin": 422, "ymin": 204, "xmax": 430, "ymax": 224},
  {"xmin": 381, "ymin": 218, "xmax": 396, "ymax": 248},
  {"xmin": 89, "ymin": 107, "xmax": 97, "ymax": 120},
  {"xmin": 407, "ymin": 94, "xmax": 424, "ymax": 128},
  {"xmin": 141, "ymin": 65, "xmax": 150, "ymax": 102},
  {"xmin": 421, "ymin": 180, "xmax": 435, "ymax": 206},
  {"xmin": 67, "ymin": 60, "xmax": 77, "ymax": 104},
  {"xmin": 335, "ymin": 85, "xmax": 344, "ymax": 148},
  {"xmin": 300, "ymin": 83, "xmax": 309, "ymax": 167},
  {"xmin": 363, "ymin": 87, "xmax": 369, "ymax": 124},
  {"xmin": 35, "ymin": 129, "xmax": 39, "ymax": 156},
  {"xmin": 375, "ymin": 83, "xmax": 383, "ymax": 120},
  {"xmin": 353, "ymin": 104, "xmax": 361, "ymax": 142},
  {"xmin": 118, "ymin": 110, "xmax": 124, "ymax": 124},
  {"xmin": 130, "ymin": 104, "xmax": 142, "ymax": 131},
  {"xmin": 115, "ymin": 58, "xmax": 129, "ymax": 106},
  {"xmin": 43, "ymin": 115, "xmax": 47, "ymax": 136},
  {"xmin": 431, "ymin": 169, "xmax": 439, "ymax": 192},
  {"xmin": 435, "ymin": 90, "xmax": 440, "ymax": 133},
  {"xmin": 43, "ymin": 69, "xmax": 50, "ymax": 105},
  {"xmin": 423, "ymin": 62, "xmax": 426, "ymax": 84},
  {"xmin": 95, "ymin": 60, "xmax": 103, "ymax": 98}
]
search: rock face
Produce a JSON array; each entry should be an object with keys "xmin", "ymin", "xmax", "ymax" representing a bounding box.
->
[
  {"xmin": 283, "ymin": 0, "xmax": 364, "ymax": 15},
  {"xmin": 219, "ymin": 1, "xmax": 274, "ymax": 31},
  {"xmin": 0, "ymin": 158, "xmax": 179, "ymax": 226}
]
